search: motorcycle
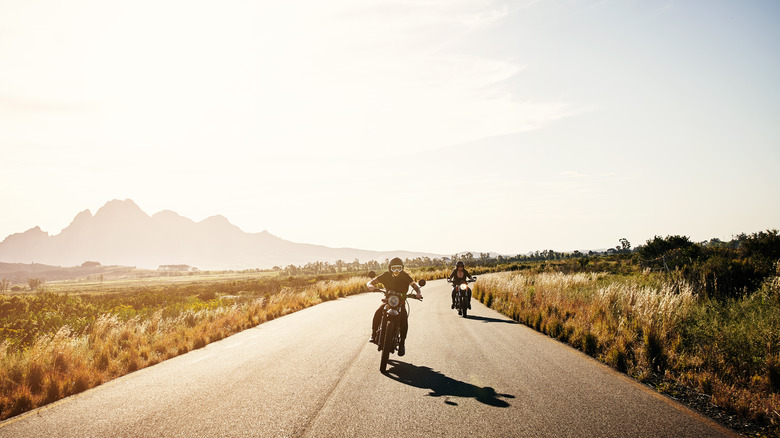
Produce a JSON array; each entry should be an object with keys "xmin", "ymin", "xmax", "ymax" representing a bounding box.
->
[
  {"xmin": 448, "ymin": 277, "xmax": 476, "ymax": 318},
  {"xmin": 368, "ymin": 272, "xmax": 426, "ymax": 373}
]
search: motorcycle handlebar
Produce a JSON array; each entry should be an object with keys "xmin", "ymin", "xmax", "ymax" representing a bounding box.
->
[
  {"xmin": 370, "ymin": 288, "xmax": 423, "ymax": 300},
  {"xmin": 447, "ymin": 277, "xmax": 477, "ymax": 283}
]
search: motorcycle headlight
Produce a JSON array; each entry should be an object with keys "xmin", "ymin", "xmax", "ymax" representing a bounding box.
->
[
  {"xmin": 459, "ymin": 284, "xmax": 468, "ymax": 291},
  {"xmin": 387, "ymin": 295, "xmax": 400, "ymax": 307}
]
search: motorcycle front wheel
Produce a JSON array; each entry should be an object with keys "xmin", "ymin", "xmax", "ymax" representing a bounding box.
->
[{"xmin": 380, "ymin": 320, "xmax": 396, "ymax": 373}]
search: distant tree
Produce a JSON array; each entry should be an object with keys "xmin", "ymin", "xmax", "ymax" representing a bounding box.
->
[
  {"xmin": 28, "ymin": 278, "xmax": 43, "ymax": 290},
  {"xmin": 619, "ymin": 238, "xmax": 631, "ymax": 253},
  {"xmin": 638, "ymin": 235, "xmax": 696, "ymax": 260},
  {"xmin": 738, "ymin": 229, "xmax": 780, "ymax": 261},
  {"xmin": 0, "ymin": 278, "xmax": 9, "ymax": 292}
]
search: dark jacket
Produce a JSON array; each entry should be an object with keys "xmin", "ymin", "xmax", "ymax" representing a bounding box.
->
[
  {"xmin": 372, "ymin": 271, "xmax": 416, "ymax": 295},
  {"xmin": 448, "ymin": 268, "xmax": 473, "ymax": 285}
]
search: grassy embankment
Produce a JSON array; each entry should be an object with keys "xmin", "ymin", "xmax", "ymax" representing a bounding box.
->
[
  {"xmin": 0, "ymin": 272, "xmax": 369, "ymax": 420},
  {"xmin": 472, "ymin": 268, "xmax": 780, "ymax": 433}
]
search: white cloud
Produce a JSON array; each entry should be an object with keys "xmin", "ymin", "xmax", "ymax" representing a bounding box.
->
[{"xmin": 0, "ymin": 0, "xmax": 581, "ymax": 158}]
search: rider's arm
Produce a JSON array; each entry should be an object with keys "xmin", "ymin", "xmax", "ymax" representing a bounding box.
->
[
  {"xmin": 367, "ymin": 277, "xmax": 380, "ymax": 291},
  {"xmin": 411, "ymin": 282, "xmax": 423, "ymax": 298}
]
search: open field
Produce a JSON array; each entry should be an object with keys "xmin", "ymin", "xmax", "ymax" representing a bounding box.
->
[
  {"xmin": 43, "ymin": 270, "xmax": 282, "ymax": 295},
  {"xmin": 0, "ymin": 271, "xmax": 369, "ymax": 420}
]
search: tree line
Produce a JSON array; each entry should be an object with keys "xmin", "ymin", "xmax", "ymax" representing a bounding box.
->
[{"xmin": 273, "ymin": 229, "xmax": 779, "ymax": 301}]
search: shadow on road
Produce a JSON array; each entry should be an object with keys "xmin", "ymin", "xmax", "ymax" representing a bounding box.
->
[
  {"xmin": 464, "ymin": 315, "xmax": 518, "ymax": 324},
  {"xmin": 384, "ymin": 360, "xmax": 515, "ymax": 407}
]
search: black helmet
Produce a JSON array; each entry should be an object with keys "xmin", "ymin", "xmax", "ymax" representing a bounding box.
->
[
  {"xmin": 389, "ymin": 257, "xmax": 404, "ymax": 272},
  {"xmin": 456, "ymin": 260, "xmax": 465, "ymax": 268}
]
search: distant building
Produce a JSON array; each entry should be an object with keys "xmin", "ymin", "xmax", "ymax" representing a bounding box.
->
[{"xmin": 158, "ymin": 264, "xmax": 192, "ymax": 272}]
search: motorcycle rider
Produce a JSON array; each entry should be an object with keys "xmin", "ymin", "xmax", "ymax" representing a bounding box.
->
[
  {"xmin": 449, "ymin": 260, "xmax": 475, "ymax": 309},
  {"xmin": 367, "ymin": 257, "xmax": 423, "ymax": 357}
]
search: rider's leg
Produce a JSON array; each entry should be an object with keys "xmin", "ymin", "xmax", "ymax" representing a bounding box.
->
[
  {"xmin": 451, "ymin": 287, "xmax": 457, "ymax": 308},
  {"xmin": 399, "ymin": 307, "xmax": 409, "ymax": 340},
  {"xmin": 370, "ymin": 305, "xmax": 383, "ymax": 342},
  {"xmin": 468, "ymin": 289, "xmax": 472, "ymax": 309}
]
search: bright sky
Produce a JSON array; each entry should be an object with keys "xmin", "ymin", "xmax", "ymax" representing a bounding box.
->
[{"xmin": 2, "ymin": 0, "xmax": 779, "ymax": 258}]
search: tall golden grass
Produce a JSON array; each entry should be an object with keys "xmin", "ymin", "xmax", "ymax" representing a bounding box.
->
[
  {"xmin": 473, "ymin": 270, "xmax": 780, "ymax": 430},
  {"xmin": 0, "ymin": 276, "xmax": 367, "ymax": 420}
]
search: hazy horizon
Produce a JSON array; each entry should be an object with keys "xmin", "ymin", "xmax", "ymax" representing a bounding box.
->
[
  {"xmin": 2, "ymin": 1, "xmax": 779, "ymax": 256},
  {"xmin": 1, "ymin": 196, "xmax": 774, "ymax": 257}
]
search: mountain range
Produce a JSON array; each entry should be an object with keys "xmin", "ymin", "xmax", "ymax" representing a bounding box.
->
[{"xmin": 0, "ymin": 199, "xmax": 443, "ymax": 270}]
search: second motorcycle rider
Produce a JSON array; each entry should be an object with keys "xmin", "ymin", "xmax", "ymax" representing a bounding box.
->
[{"xmin": 449, "ymin": 260, "xmax": 475, "ymax": 310}]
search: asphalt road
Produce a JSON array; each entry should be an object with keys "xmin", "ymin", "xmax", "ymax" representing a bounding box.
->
[{"xmin": 0, "ymin": 279, "xmax": 736, "ymax": 437}]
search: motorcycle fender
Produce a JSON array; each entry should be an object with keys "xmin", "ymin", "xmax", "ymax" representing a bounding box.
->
[{"xmin": 386, "ymin": 309, "xmax": 399, "ymax": 317}]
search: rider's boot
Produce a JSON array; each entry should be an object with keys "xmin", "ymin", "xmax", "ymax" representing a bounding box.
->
[{"xmin": 398, "ymin": 340, "xmax": 405, "ymax": 356}]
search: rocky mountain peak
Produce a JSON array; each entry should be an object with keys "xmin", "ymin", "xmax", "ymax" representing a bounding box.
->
[{"xmin": 0, "ymin": 199, "xmax": 443, "ymax": 269}]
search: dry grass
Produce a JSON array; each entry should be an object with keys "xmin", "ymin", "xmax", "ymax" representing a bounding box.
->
[
  {"xmin": 0, "ymin": 276, "xmax": 367, "ymax": 420},
  {"xmin": 473, "ymin": 270, "xmax": 780, "ymax": 431}
]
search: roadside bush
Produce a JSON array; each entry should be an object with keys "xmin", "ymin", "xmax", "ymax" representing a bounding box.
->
[
  {"xmin": 475, "ymin": 269, "xmax": 780, "ymax": 430},
  {"xmin": 638, "ymin": 231, "xmax": 780, "ymax": 300}
]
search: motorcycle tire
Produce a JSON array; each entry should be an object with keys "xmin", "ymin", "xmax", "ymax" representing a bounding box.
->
[
  {"xmin": 461, "ymin": 303, "xmax": 468, "ymax": 318},
  {"xmin": 380, "ymin": 320, "xmax": 396, "ymax": 373}
]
